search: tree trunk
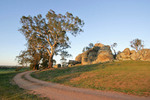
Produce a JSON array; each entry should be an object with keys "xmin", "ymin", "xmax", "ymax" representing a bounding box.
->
[
  {"xmin": 35, "ymin": 64, "xmax": 39, "ymax": 70},
  {"xmin": 48, "ymin": 55, "xmax": 53, "ymax": 68},
  {"xmin": 114, "ymin": 50, "xmax": 116, "ymax": 59}
]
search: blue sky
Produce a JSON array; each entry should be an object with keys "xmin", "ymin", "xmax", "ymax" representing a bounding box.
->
[{"xmin": 0, "ymin": 0, "xmax": 150, "ymax": 65}]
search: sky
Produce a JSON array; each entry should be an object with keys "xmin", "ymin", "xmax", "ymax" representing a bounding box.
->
[{"xmin": 0, "ymin": 0, "xmax": 150, "ymax": 65}]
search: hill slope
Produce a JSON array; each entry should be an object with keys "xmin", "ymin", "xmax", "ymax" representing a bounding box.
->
[
  {"xmin": 32, "ymin": 61, "xmax": 150, "ymax": 96},
  {"xmin": 0, "ymin": 68, "xmax": 47, "ymax": 100}
]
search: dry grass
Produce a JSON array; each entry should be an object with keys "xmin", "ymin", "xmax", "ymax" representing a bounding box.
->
[{"xmin": 32, "ymin": 61, "xmax": 150, "ymax": 96}]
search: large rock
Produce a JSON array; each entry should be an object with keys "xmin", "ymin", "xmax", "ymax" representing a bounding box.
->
[
  {"xmin": 130, "ymin": 50, "xmax": 136, "ymax": 54},
  {"xmin": 93, "ymin": 50, "xmax": 113, "ymax": 63},
  {"xmin": 81, "ymin": 50, "xmax": 90, "ymax": 65},
  {"xmin": 131, "ymin": 51, "xmax": 139, "ymax": 60},
  {"xmin": 94, "ymin": 43, "xmax": 104, "ymax": 47},
  {"xmin": 123, "ymin": 48, "xmax": 130, "ymax": 55},
  {"xmin": 138, "ymin": 49, "xmax": 150, "ymax": 61},
  {"xmin": 116, "ymin": 48, "xmax": 131, "ymax": 60},
  {"xmin": 75, "ymin": 54, "xmax": 82, "ymax": 62},
  {"xmin": 75, "ymin": 43, "xmax": 114, "ymax": 65}
]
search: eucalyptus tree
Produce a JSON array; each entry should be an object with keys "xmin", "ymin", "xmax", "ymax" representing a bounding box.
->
[
  {"xmin": 19, "ymin": 9, "xmax": 84, "ymax": 68},
  {"xmin": 130, "ymin": 38, "xmax": 144, "ymax": 51},
  {"xmin": 111, "ymin": 43, "xmax": 117, "ymax": 59}
]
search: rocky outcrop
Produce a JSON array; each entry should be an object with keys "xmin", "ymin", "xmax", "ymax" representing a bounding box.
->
[
  {"xmin": 94, "ymin": 50, "xmax": 114, "ymax": 63},
  {"xmin": 75, "ymin": 44, "xmax": 150, "ymax": 65},
  {"xmin": 116, "ymin": 48, "xmax": 150, "ymax": 61},
  {"xmin": 75, "ymin": 54, "xmax": 82, "ymax": 62},
  {"xmin": 75, "ymin": 43, "xmax": 114, "ymax": 65},
  {"xmin": 116, "ymin": 48, "xmax": 131, "ymax": 60},
  {"xmin": 130, "ymin": 50, "xmax": 139, "ymax": 60},
  {"xmin": 138, "ymin": 49, "xmax": 150, "ymax": 61}
]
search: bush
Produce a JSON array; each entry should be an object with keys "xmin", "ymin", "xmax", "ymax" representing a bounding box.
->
[{"xmin": 15, "ymin": 67, "xmax": 22, "ymax": 71}]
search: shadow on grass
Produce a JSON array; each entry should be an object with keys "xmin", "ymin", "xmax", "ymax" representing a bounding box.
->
[
  {"xmin": 32, "ymin": 63, "xmax": 109, "ymax": 83},
  {"xmin": 31, "ymin": 61, "xmax": 150, "ymax": 96}
]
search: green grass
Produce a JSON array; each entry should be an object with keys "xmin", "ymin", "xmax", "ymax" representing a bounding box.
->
[
  {"xmin": 32, "ymin": 61, "xmax": 150, "ymax": 96},
  {"xmin": 0, "ymin": 67, "xmax": 28, "ymax": 74},
  {"xmin": 0, "ymin": 68, "xmax": 49, "ymax": 100}
]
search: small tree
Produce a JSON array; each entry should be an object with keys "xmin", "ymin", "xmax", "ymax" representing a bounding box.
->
[
  {"xmin": 82, "ymin": 43, "xmax": 94, "ymax": 52},
  {"xmin": 130, "ymin": 38, "xmax": 144, "ymax": 51},
  {"xmin": 16, "ymin": 48, "xmax": 42, "ymax": 70},
  {"xmin": 89, "ymin": 43, "xmax": 94, "ymax": 48},
  {"xmin": 60, "ymin": 51, "xmax": 72, "ymax": 67},
  {"xmin": 111, "ymin": 43, "xmax": 117, "ymax": 59}
]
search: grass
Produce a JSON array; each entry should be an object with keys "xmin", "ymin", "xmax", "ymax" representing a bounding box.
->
[
  {"xmin": 31, "ymin": 61, "xmax": 150, "ymax": 96},
  {"xmin": 0, "ymin": 67, "xmax": 49, "ymax": 100},
  {"xmin": 0, "ymin": 67, "xmax": 28, "ymax": 74}
]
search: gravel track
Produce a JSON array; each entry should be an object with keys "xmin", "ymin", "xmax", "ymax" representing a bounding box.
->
[{"xmin": 13, "ymin": 71, "xmax": 150, "ymax": 100}]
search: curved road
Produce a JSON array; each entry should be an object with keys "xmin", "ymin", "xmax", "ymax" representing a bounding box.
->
[{"xmin": 13, "ymin": 71, "xmax": 150, "ymax": 100}]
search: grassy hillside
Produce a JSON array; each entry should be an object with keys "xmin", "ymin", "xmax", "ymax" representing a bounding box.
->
[
  {"xmin": 0, "ymin": 68, "xmax": 48, "ymax": 100},
  {"xmin": 32, "ymin": 61, "xmax": 150, "ymax": 96}
]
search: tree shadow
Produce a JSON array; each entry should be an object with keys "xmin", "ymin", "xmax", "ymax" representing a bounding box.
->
[{"xmin": 33, "ymin": 63, "xmax": 109, "ymax": 83}]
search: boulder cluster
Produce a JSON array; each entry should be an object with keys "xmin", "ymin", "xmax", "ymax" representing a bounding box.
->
[
  {"xmin": 73, "ymin": 43, "xmax": 150, "ymax": 66},
  {"xmin": 117, "ymin": 48, "xmax": 150, "ymax": 61}
]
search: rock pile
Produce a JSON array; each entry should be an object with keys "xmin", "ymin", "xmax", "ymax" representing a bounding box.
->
[
  {"xmin": 116, "ymin": 48, "xmax": 150, "ymax": 61},
  {"xmin": 75, "ymin": 43, "xmax": 114, "ymax": 65},
  {"xmin": 74, "ymin": 43, "xmax": 150, "ymax": 66}
]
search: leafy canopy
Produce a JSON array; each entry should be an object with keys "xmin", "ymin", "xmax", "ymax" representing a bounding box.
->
[{"xmin": 19, "ymin": 9, "xmax": 84, "ymax": 68}]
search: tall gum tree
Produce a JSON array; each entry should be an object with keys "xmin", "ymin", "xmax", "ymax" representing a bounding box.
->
[{"xmin": 19, "ymin": 10, "xmax": 84, "ymax": 68}]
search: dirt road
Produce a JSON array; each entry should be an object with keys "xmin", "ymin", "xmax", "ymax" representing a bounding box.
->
[{"xmin": 13, "ymin": 71, "xmax": 150, "ymax": 100}]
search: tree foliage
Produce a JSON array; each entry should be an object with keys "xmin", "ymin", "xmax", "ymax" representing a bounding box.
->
[
  {"xmin": 16, "ymin": 45, "xmax": 48, "ymax": 70},
  {"xmin": 18, "ymin": 9, "xmax": 84, "ymax": 68},
  {"xmin": 60, "ymin": 51, "xmax": 72, "ymax": 67},
  {"xmin": 130, "ymin": 38, "xmax": 144, "ymax": 51},
  {"xmin": 82, "ymin": 43, "xmax": 94, "ymax": 52},
  {"xmin": 111, "ymin": 43, "xmax": 117, "ymax": 59}
]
